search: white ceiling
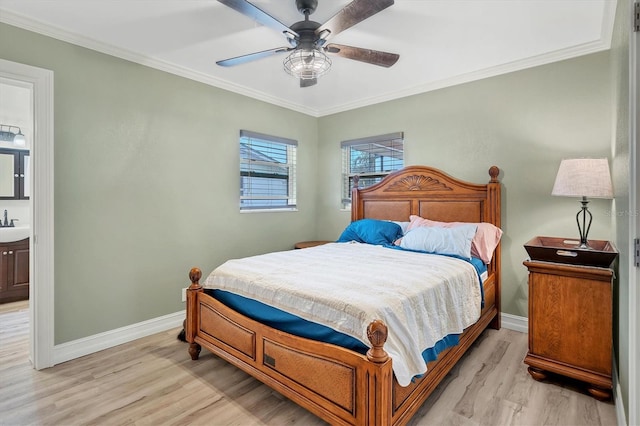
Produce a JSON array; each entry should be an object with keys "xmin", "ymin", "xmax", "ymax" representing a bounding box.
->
[{"xmin": 0, "ymin": 0, "xmax": 616, "ymax": 117}]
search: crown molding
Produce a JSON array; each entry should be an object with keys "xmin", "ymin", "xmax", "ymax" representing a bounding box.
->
[
  {"xmin": 319, "ymin": 37, "xmax": 613, "ymax": 116},
  {"xmin": 0, "ymin": 1, "xmax": 617, "ymax": 118},
  {"xmin": 0, "ymin": 9, "xmax": 320, "ymax": 117}
]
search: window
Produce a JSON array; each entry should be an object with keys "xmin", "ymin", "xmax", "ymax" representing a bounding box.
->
[
  {"xmin": 240, "ymin": 130, "xmax": 297, "ymax": 211},
  {"xmin": 341, "ymin": 132, "xmax": 404, "ymax": 209}
]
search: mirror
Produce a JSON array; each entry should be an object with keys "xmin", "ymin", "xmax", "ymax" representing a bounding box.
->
[
  {"xmin": 0, "ymin": 152, "xmax": 16, "ymax": 198},
  {"xmin": 0, "ymin": 148, "xmax": 29, "ymax": 200}
]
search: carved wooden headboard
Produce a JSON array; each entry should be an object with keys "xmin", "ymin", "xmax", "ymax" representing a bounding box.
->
[
  {"xmin": 351, "ymin": 165, "xmax": 500, "ymax": 227},
  {"xmin": 351, "ymin": 165, "xmax": 502, "ymax": 301}
]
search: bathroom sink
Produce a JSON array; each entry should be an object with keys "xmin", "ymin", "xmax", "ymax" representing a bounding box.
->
[{"xmin": 0, "ymin": 226, "xmax": 30, "ymax": 243}]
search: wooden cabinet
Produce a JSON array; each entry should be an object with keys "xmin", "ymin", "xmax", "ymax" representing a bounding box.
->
[
  {"xmin": 523, "ymin": 259, "xmax": 614, "ymax": 400},
  {"xmin": 0, "ymin": 238, "xmax": 29, "ymax": 303},
  {"xmin": 293, "ymin": 240, "xmax": 332, "ymax": 249}
]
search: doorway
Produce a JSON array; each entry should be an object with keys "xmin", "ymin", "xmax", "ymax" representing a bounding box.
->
[
  {"xmin": 0, "ymin": 78, "xmax": 31, "ymax": 353},
  {"xmin": 0, "ymin": 58, "xmax": 54, "ymax": 369}
]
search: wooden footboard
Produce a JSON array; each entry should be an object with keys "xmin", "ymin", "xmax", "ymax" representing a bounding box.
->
[
  {"xmin": 186, "ymin": 268, "xmax": 395, "ymax": 425},
  {"xmin": 186, "ymin": 267, "xmax": 499, "ymax": 426}
]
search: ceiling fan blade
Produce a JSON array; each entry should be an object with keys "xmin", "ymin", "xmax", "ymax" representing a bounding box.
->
[
  {"xmin": 300, "ymin": 78, "xmax": 317, "ymax": 88},
  {"xmin": 218, "ymin": 0, "xmax": 298, "ymax": 38},
  {"xmin": 316, "ymin": 0, "xmax": 394, "ymax": 40},
  {"xmin": 217, "ymin": 47, "xmax": 290, "ymax": 67},
  {"xmin": 325, "ymin": 44, "xmax": 399, "ymax": 67}
]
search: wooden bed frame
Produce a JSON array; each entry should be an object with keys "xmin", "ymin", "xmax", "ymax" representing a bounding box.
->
[{"xmin": 185, "ymin": 165, "xmax": 501, "ymax": 426}]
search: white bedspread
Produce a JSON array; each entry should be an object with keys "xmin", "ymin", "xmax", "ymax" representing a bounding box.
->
[{"xmin": 203, "ymin": 242, "xmax": 481, "ymax": 386}]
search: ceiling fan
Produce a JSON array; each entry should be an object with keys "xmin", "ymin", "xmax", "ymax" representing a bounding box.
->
[{"xmin": 216, "ymin": 0, "xmax": 400, "ymax": 87}]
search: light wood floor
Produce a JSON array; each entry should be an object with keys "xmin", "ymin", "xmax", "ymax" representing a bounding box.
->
[{"xmin": 0, "ymin": 301, "xmax": 617, "ymax": 425}]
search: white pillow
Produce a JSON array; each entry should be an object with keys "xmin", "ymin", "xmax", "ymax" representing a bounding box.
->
[
  {"xmin": 389, "ymin": 220, "xmax": 411, "ymax": 235},
  {"xmin": 396, "ymin": 224, "xmax": 477, "ymax": 260}
]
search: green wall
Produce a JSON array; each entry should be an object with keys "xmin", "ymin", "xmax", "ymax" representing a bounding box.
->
[
  {"xmin": 0, "ymin": 22, "xmax": 319, "ymax": 343},
  {"xmin": 317, "ymin": 52, "xmax": 614, "ymax": 319}
]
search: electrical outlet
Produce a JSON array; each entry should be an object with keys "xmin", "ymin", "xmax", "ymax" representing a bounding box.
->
[{"xmin": 181, "ymin": 287, "xmax": 187, "ymax": 302}]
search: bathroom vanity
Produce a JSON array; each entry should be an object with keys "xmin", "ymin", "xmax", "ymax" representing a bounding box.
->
[{"xmin": 0, "ymin": 238, "xmax": 29, "ymax": 303}]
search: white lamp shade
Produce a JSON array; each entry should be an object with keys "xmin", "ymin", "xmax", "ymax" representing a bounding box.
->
[
  {"xmin": 13, "ymin": 132, "xmax": 26, "ymax": 147},
  {"xmin": 551, "ymin": 158, "xmax": 613, "ymax": 199}
]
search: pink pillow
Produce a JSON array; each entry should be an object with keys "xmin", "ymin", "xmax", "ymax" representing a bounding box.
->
[{"xmin": 407, "ymin": 215, "xmax": 503, "ymax": 263}]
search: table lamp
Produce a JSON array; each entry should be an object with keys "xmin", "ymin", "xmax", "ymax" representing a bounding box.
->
[{"xmin": 551, "ymin": 158, "xmax": 613, "ymax": 249}]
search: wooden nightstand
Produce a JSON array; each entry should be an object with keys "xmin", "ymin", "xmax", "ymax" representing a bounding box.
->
[
  {"xmin": 523, "ymin": 237, "xmax": 617, "ymax": 401},
  {"xmin": 293, "ymin": 240, "xmax": 332, "ymax": 249}
]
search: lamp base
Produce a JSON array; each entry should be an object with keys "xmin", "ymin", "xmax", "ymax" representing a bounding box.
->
[{"xmin": 576, "ymin": 196, "xmax": 592, "ymax": 249}]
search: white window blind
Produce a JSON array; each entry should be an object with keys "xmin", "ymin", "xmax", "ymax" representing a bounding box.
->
[
  {"xmin": 341, "ymin": 132, "xmax": 404, "ymax": 209},
  {"xmin": 240, "ymin": 130, "xmax": 297, "ymax": 211}
]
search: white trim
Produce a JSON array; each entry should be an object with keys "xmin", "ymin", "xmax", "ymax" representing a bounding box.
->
[
  {"xmin": 0, "ymin": 58, "xmax": 55, "ymax": 370},
  {"xmin": 53, "ymin": 310, "xmax": 185, "ymax": 365},
  {"xmin": 51, "ymin": 311, "xmax": 524, "ymax": 366},
  {"xmin": 240, "ymin": 208, "xmax": 299, "ymax": 213},
  {"xmin": 320, "ymin": 39, "xmax": 614, "ymax": 117},
  {"xmin": 0, "ymin": 5, "xmax": 617, "ymax": 118},
  {"xmin": 0, "ymin": 10, "xmax": 317, "ymax": 117},
  {"xmin": 629, "ymin": 1, "xmax": 639, "ymax": 422},
  {"xmin": 614, "ymin": 357, "xmax": 628, "ymax": 426},
  {"xmin": 500, "ymin": 312, "xmax": 529, "ymax": 334}
]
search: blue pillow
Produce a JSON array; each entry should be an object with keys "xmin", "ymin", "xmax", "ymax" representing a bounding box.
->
[
  {"xmin": 337, "ymin": 219, "xmax": 403, "ymax": 246},
  {"xmin": 397, "ymin": 224, "xmax": 477, "ymax": 260}
]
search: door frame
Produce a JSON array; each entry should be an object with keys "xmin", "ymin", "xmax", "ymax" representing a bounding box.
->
[
  {"xmin": 629, "ymin": 0, "xmax": 639, "ymax": 422},
  {"xmin": 0, "ymin": 58, "xmax": 54, "ymax": 369}
]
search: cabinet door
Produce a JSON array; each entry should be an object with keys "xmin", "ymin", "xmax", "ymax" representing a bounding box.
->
[
  {"xmin": 0, "ymin": 240, "xmax": 29, "ymax": 302},
  {"xmin": 0, "ymin": 245, "xmax": 8, "ymax": 292},
  {"xmin": 11, "ymin": 245, "xmax": 29, "ymax": 290},
  {"xmin": 529, "ymin": 269, "xmax": 612, "ymax": 376}
]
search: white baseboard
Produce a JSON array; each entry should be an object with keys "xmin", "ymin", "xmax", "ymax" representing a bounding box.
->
[
  {"xmin": 613, "ymin": 359, "xmax": 628, "ymax": 426},
  {"xmin": 501, "ymin": 312, "xmax": 528, "ymax": 333},
  {"xmin": 53, "ymin": 310, "xmax": 185, "ymax": 365},
  {"xmin": 51, "ymin": 310, "xmax": 528, "ymax": 366}
]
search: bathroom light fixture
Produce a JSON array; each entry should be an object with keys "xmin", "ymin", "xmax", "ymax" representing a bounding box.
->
[
  {"xmin": 551, "ymin": 158, "xmax": 613, "ymax": 249},
  {"xmin": 283, "ymin": 48, "xmax": 331, "ymax": 81},
  {"xmin": 0, "ymin": 124, "xmax": 27, "ymax": 147}
]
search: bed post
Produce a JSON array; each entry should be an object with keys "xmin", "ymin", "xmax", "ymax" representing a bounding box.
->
[
  {"xmin": 186, "ymin": 267, "xmax": 203, "ymax": 360},
  {"xmin": 366, "ymin": 320, "xmax": 393, "ymax": 425},
  {"xmin": 487, "ymin": 166, "xmax": 502, "ymax": 330},
  {"xmin": 351, "ymin": 175, "xmax": 361, "ymax": 223},
  {"xmin": 366, "ymin": 320, "xmax": 389, "ymax": 363}
]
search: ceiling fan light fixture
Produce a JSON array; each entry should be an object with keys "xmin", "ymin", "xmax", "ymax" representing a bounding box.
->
[{"xmin": 283, "ymin": 48, "xmax": 331, "ymax": 80}]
